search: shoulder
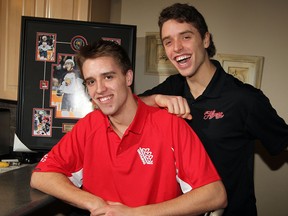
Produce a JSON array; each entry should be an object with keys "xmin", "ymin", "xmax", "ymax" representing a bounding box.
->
[
  {"xmin": 223, "ymin": 71, "xmax": 264, "ymax": 99},
  {"xmin": 81, "ymin": 109, "xmax": 105, "ymax": 123},
  {"xmin": 210, "ymin": 61, "xmax": 269, "ymax": 111},
  {"xmin": 145, "ymin": 105, "xmax": 191, "ymax": 129},
  {"xmin": 213, "ymin": 59, "xmax": 261, "ymax": 96},
  {"xmin": 73, "ymin": 110, "xmax": 106, "ymax": 132},
  {"xmin": 221, "ymin": 74, "xmax": 275, "ymax": 117}
]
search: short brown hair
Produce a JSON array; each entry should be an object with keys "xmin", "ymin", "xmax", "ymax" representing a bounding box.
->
[{"xmin": 76, "ymin": 39, "xmax": 132, "ymax": 78}]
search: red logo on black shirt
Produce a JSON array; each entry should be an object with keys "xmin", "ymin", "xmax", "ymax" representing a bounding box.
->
[{"xmin": 203, "ymin": 110, "xmax": 224, "ymax": 120}]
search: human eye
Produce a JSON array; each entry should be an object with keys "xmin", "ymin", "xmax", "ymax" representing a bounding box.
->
[
  {"xmin": 104, "ymin": 72, "xmax": 115, "ymax": 80},
  {"xmin": 182, "ymin": 33, "xmax": 192, "ymax": 40},
  {"xmin": 105, "ymin": 75, "xmax": 113, "ymax": 80},
  {"xmin": 84, "ymin": 79, "xmax": 95, "ymax": 87},
  {"xmin": 162, "ymin": 39, "xmax": 172, "ymax": 47}
]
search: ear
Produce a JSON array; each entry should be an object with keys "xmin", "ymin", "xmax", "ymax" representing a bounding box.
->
[
  {"xmin": 126, "ymin": 70, "xmax": 134, "ymax": 87},
  {"xmin": 203, "ymin": 32, "xmax": 211, "ymax": 49}
]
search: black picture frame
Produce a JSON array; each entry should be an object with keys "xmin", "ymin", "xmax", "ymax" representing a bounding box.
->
[{"xmin": 16, "ymin": 16, "xmax": 137, "ymax": 152}]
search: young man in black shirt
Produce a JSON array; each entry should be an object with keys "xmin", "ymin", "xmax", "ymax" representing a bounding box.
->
[{"xmin": 140, "ymin": 3, "xmax": 288, "ymax": 216}]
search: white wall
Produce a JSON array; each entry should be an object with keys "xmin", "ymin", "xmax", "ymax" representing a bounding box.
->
[{"xmin": 118, "ymin": 0, "xmax": 288, "ymax": 215}]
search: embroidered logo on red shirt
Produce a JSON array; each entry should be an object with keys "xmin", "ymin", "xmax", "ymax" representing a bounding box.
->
[
  {"xmin": 203, "ymin": 110, "xmax": 224, "ymax": 120},
  {"xmin": 40, "ymin": 153, "xmax": 49, "ymax": 162},
  {"xmin": 137, "ymin": 147, "xmax": 153, "ymax": 165}
]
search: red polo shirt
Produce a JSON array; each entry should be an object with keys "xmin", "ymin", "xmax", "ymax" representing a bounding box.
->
[{"xmin": 34, "ymin": 96, "xmax": 220, "ymax": 206}]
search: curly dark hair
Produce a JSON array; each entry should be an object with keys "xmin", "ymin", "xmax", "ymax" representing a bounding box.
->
[{"xmin": 158, "ymin": 3, "xmax": 216, "ymax": 57}]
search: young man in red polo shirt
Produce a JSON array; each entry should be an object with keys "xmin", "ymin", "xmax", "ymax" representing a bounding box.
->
[{"xmin": 31, "ymin": 39, "xmax": 227, "ymax": 216}]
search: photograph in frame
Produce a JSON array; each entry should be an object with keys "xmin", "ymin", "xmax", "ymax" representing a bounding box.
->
[
  {"xmin": 145, "ymin": 32, "xmax": 177, "ymax": 76},
  {"xmin": 32, "ymin": 108, "xmax": 53, "ymax": 137},
  {"xmin": 35, "ymin": 32, "xmax": 56, "ymax": 62},
  {"xmin": 216, "ymin": 53, "xmax": 264, "ymax": 88},
  {"xmin": 50, "ymin": 54, "xmax": 89, "ymax": 119}
]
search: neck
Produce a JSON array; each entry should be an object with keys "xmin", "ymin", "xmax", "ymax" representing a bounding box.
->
[
  {"xmin": 109, "ymin": 120, "xmax": 126, "ymax": 138},
  {"xmin": 109, "ymin": 94, "xmax": 138, "ymax": 138},
  {"xmin": 186, "ymin": 60, "xmax": 216, "ymax": 99}
]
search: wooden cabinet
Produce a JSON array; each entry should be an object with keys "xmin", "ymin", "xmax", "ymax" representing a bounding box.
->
[{"xmin": 0, "ymin": 0, "xmax": 90, "ymax": 100}]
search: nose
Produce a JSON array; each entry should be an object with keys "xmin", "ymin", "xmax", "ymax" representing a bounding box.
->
[
  {"xmin": 173, "ymin": 39, "xmax": 183, "ymax": 52},
  {"xmin": 88, "ymin": 80, "xmax": 106, "ymax": 98},
  {"xmin": 96, "ymin": 79, "xmax": 106, "ymax": 93}
]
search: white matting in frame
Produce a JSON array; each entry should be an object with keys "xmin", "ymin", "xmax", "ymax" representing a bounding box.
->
[
  {"xmin": 145, "ymin": 32, "xmax": 177, "ymax": 76},
  {"xmin": 216, "ymin": 54, "xmax": 264, "ymax": 88}
]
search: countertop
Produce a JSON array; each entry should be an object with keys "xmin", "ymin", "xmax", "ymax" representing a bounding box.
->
[{"xmin": 0, "ymin": 164, "xmax": 56, "ymax": 216}]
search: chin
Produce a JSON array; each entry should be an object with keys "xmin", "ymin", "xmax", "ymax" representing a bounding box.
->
[
  {"xmin": 177, "ymin": 70, "xmax": 193, "ymax": 77},
  {"xmin": 101, "ymin": 108, "xmax": 116, "ymax": 116}
]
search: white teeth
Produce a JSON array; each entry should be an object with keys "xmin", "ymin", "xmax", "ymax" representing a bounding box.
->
[
  {"xmin": 176, "ymin": 55, "xmax": 191, "ymax": 62},
  {"xmin": 99, "ymin": 96, "xmax": 112, "ymax": 102}
]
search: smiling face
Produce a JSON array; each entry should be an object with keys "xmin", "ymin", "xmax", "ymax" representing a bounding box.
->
[
  {"xmin": 161, "ymin": 19, "xmax": 210, "ymax": 78},
  {"xmin": 82, "ymin": 56, "xmax": 133, "ymax": 117}
]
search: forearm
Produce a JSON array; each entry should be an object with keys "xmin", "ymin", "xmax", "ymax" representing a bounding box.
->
[
  {"xmin": 92, "ymin": 181, "xmax": 227, "ymax": 216},
  {"xmin": 135, "ymin": 181, "xmax": 227, "ymax": 216},
  {"xmin": 30, "ymin": 172, "xmax": 107, "ymax": 212},
  {"xmin": 140, "ymin": 94, "xmax": 192, "ymax": 120},
  {"xmin": 139, "ymin": 95, "xmax": 158, "ymax": 107}
]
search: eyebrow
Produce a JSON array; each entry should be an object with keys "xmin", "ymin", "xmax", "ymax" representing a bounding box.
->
[
  {"xmin": 101, "ymin": 71, "xmax": 117, "ymax": 76},
  {"xmin": 83, "ymin": 71, "xmax": 117, "ymax": 81},
  {"xmin": 162, "ymin": 30, "xmax": 194, "ymax": 42}
]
